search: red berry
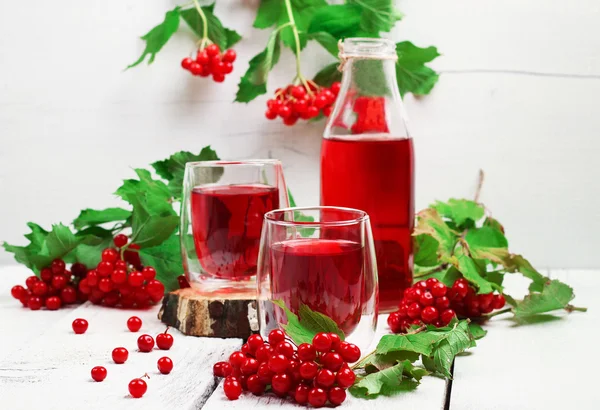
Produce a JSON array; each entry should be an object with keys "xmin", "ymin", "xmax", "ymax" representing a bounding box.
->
[
  {"xmin": 440, "ymin": 309, "xmax": 456, "ymax": 325},
  {"xmin": 388, "ymin": 311, "xmax": 404, "ymax": 333},
  {"xmin": 19, "ymin": 290, "xmax": 31, "ymax": 307},
  {"xmin": 156, "ymin": 329, "xmax": 174, "ymax": 350},
  {"xmin": 40, "ymin": 268, "xmax": 53, "ymax": 282},
  {"xmin": 128, "ymin": 271, "xmax": 144, "ymax": 287},
  {"xmin": 421, "ymin": 306, "xmax": 439, "ymax": 324},
  {"xmin": 271, "ymin": 373, "xmax": 292, "ymax": 396},
  {"xmin": 268, "ymin": 354, "xmax": 289, "ymax": 373},
  {"xmin": 177, "ymin": 275, "xmax": 190, "ymax": 289},
  {"xmin": 196, "ymin": 50, "xmax": 209, "ymax": 64},
  {"xmin": 297, "ymin": 343, "xmax": 316, "ymax": 362},
  {"xmin": 278, "ymin": 105, "xmax": 292, "ymax": 119},
  {"xmin": 51, "ymin": 259, "xmax": 65, "ymax": 275},
  {"xmin": 431, "ymin": 282, "xmax": 447, "ymax": 297},
  {"xmin": 205, "ymin": 44, "xmax": 220, "ymax": 57},
  {"xmin": 222, "ymin": 49, "xmax": 237, "ymax": 63},
  {"xmin": 213, "ymin": 73, "xmax": 225, "ymax": 82},
  {"xmin": 298, "ymin": 361, "xmax": 317, "ymax": 380},
  {"xmin": 28, "ymin": 296, "xmax": 42, "ymax": 310},
  {"xmin": 25, "ymin": 275, "xmax": 39, "ymax": 290},
  {"xmin": 492, "ymin": 294, "xmax": 506, "ymax": 310},
  {"xmin": 292, "ymin": 98, "xmax": 308, "ymax": 114},
  {"xmin": 96, "ymin": 261, "xmax": 113, "ymax": 277},
  {"xmin": 420, "ymin": 291, "xmax": 435, "ymax": 306},
  {"xmin": 321, "ymin": 352, "xmax": 344, "ymax": 371},
  {"xmin": 101, "ymin": 248, "xmax": 119, "ymax": 263},
  {"xmin": 240, "ymin": 357, "xmax": 259, "ymax": 375},
  {"xmin": 229, "ymin": 351, "xmax": 246, "ymax": 368},
  {"xmin": 267, "ymin": 99, "xmax": 282, "ymax": 110},
  {"xmin": 112, "ymin": 347, "xmax": 129, "ymax": 364},
  {"xmin": 306, "ymin": 105, "xmax": 319, "ymax": 118},
  {"xmin": 452, "ymin": 281, "xmax": 469, "ymax": 299},
  {"xmin": 313, "ymin": 94, "xmax": 328, "ymax": 109},
  {"xmin": 241, "ymin": 343, "xmax": 252, "ymax": 356},
  {"xmin": 137, "ymin": 334, "xmax": 155, "ymax": 352},
  {"xmin": 157, "ymin": 357, "xmax": 173, "ymax": 374},
  {"xmin": 246, "ymin": 374, "xmax": 265, "ymax": 395},
  {"xmin": 283, "ymin": 115, "xmax": 298, "ymax": 126},
  {"xmin": 91, "ymin": 366, "xmax": 107, "ymax": 382},
  {"xmin": 246, "ymin": 334, "xmax": 263, "ymax": 352},
  {"xmin": 315, "ymin": 368, "xmax": 335, "ymax": 388},
  {"xmin": 85, "ymin": 270, "xmax": 98, "ymax": 287},
  {"xmin": 147, "ymin": 279, "xmax": 165, "ymax": 301},
  {"xmin": 329, "ymin": 386, "xmax": 347, "ymax": 406},
  {"xmin": 78, "ymin": 278, "xmax": 91, "ymax": 295},
  {"xmin": 255, "ymin": 344, "xmax": 274, "ymax": 363},
  {"xmin": 72, "ymin": 318, "xmax": 88, "ymax": 334},
  {"xmin": 265, "ymin": 109, "xmax": 277, "ymax": 120},
  {"xmin": 257, "ymin": 362, "xmax": 273, "ymax": 384},
  {"xmin": 308, "ymin": 387, "xmax": 327, "ymax": 408},
  {"xmin": 337, "ymin": 341, "xmax": 361, "ymax": 363},
  {"xmin": 60, "ymin": 286, "xmax": 77, "ymax": 304},
  {"xmin": 276, "ymin": 341, "xmax": 294, "ymax": 358},
  {"xmin": 268, "ymin": 329, "xmax": 285, "ymax": 345},
  {"xmin": 98, "ymin": 277, "xmax": 113, "ymax": 293},
  {"xmin": 321, "ymin": 89, "xmax": 335, "ymax": 104},
  {"xmin": 189, "ymin": 62, "xmax": 203, "ymax": 76},
  {"xmin": 32, "ymin": 281, "xmax": 48, "ymax": 296},
  {"xmin": 45, "ymin": 296, "xmax": 61, "ymax": 310},
  {"xmin": 128, "ymin": 377, "xmax": 147, "ymax": 398},
  {"xmin": 125, "ymin": 316, "xmax": 141, "ymax": 333},
  {"xmin": 11, "ymin": 285, "xmax": 25, "ymax": 300},
  {"xmin": 114, "ymin": 234, "xmax": 128, "ymax": 248},
  {"xmin": 213, "ymin": 361, "xmax": 233, "ymax": 377},
  {"xmin": 139, "ymin": 266, "xmax": 155, "ymax": 281},
  {"xmin": 336, "ymin": 367, "xmax": 356, "ymax": 388},
  {"xmin": 312, "ymin": 332, "xmax": 332, "ymax": 352},
  {"xmin": 407, "ymin": 302, "xmax": 422, "ymax": 319},
  {"xmin": 323, "ymin": 105, "xmax": 332, "ymax": 116},
  {"xmin": 111, "ymin": 269, "xmax": 127, "ymax": 285},
  {"xmin": 181, "ymin": 57, "xmax": 193, "ymax": 70},
  {"xmin": 223, "ymin": 376, "xmax": 242, "ymax": 400},
  {"xmin": 295, "ymin": 384, "xmax": 310, "ymax": 404},
  {"xmin": 330, "ymin": 81, "xmax": 341, "ymax": 95},
  {"xmin": 291, "ymin": 85, "xmax": 306, "ymax": 99},
  {"xmin": 435, "ymin": 296, "xmax": 450, "ymax": 310},
  {"xmin": 51, "ymin": 275, "xmax": 67, "ymax": 290}
]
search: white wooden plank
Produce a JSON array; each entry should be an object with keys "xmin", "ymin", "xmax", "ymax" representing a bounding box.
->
[
  {"xmin": 203, "ymin": 314, "xmax": 448, "ymax": 410},
  {"xmin": 0, "ymin": 267, "xmax": 242, "ymax": 410},
  {"xmin": 451, "ymin": 270, "xmax": 600, "ymax": 409}
]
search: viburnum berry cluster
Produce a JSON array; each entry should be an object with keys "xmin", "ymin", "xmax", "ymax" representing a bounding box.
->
[
  {"xmin": 10, "ymin": 259, "xmax": 87, "ymax": 311},
  {"xmin": 78, "ymin": 234, "xmax": 165, "ymax": 308},
  {"xmin": 265, "ymin": 82, "xmax": 341, "ymax": 126},
  {"xmin": 213, "ymin": 329, "xmax": 359, "ymax": 407},
  {"xmin": 181, "ymin": 44, "xmax": 236, "ymax": 83},
  {"xmin": 388, "ymin": 278, "xmax": 506, "ymax": 333}
]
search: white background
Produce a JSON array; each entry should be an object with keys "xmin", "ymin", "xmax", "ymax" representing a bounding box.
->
[{"xmin": 1, "ymin": 0, "xmax": 599, "ymax": 268}]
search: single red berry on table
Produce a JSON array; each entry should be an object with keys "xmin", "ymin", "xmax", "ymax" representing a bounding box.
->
[
  {"xmin": 213, "ymin": 361, "xmax": 233, "ymax": 377},
  {"xmin": 268, "ymin": 329, "xmax": 285, "ymax": 345},
  {"xmin": 127, "ymin": 316, "xmax": 142, "ymax": 332},
  {"xmin": 28, "ymin": 296, "xmax": 42, "ymax": 310},
  {"xmin": 72, "ymin": 318, "xmax": 88, "ymax": 334},
  {"xmin": 157, "ymin": 357, "xmax": 173, "ymax": 374},
  {"xmin": 137, "ymin": 334, "xmax": 155, "ymax": 352},
  {"xmin": 45, "ymin": 296, "xmax": 61, "ymax": 310},
  {"xmin": 223, "ymin": 376, "xmax": 242, "ymax": 400},
  {"xmin": 128, "ymin": 376, "xmax": 148, "ymax": 398},
  {"xmin": 308, "ymin": 387, "xmax": 327, "ymax": 408},
  {"xmin": 91, "ymin": 366, "xmax": 107, "ymax": 382},
  {"xmin": 156, "ymin": 328, "xmax": 173, "ymax": 350},
  {"xmin": 51, "ymin": 259, "xmax": 65, "ymax": 275},
  {"xmin": 112, "ymin": 347, "xmax": 129, "ymax": 364},
  {"xmin": 11, "ymin": 285, "xmax": 25, "ymax": 300}
]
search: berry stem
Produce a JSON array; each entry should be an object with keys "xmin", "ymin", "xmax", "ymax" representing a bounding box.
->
[
  {"xmin": 565, "ymin": 304, "xmax": 587, "ymax": 313},
  {"xmin": 484, "ymin": 307, "xmax": 512, "ymax": 318},
  {"xmin": 350, "ymin": 349, "xmax": 375, "ymax": 370},
  {"xmin": 192, "ymin": 0, "xmax": 210, "ymax": 49},
  {"xmin": 283, "ymin": 0, "xmax": 311, "ymax": 94}
]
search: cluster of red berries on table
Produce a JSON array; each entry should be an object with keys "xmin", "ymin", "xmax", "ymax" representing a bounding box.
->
[
  {"xmin": 265, "ymin": 82, "xmax": 341, "ymax": 126},
  {"xmin": 10, "ymin": 259, "xmax": 87, "ymax": 311},
  {"xmin": 80, "ymin": 316, "xmax": 174, "ymax": 398},
  {"xmin": 213, "ymin": 329, "xmax": 360, "ymax": 407},
  {"xmin": 78, "ymin": 235, "xmax": 165, "ymax": 308},
  {"xmin": 388, "ymin": 278, "xmax": 507, "ymax": 333},
  {"xmin": 181, "ymin": 44, "xmax": 236, "ymax": 82}
]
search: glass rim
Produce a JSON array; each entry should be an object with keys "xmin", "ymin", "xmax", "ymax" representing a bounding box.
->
[
  {"xmin": 185, "ymin": 159, "xmax": 282, "ymax": 168},
  {"xmin": 265, "ymin": 206, "xmax": 369, "ymax": 227},
  {"xmin": 343, "ymin": 37, "xmax": 396, "ymax": 56}
]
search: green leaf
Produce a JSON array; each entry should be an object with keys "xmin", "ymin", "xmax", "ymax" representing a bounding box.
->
[
  {"xmin": 2, "ymin": 243, "xmax": 33, "ymax": 270},
  {"xmin": 73, "ymin": 208, "xmax": 131, "ymax": 230},
  {"xmin": 468, "ymin": 323, "xmax": 487, "ymax": 340},
  {"xmin": 24, "ymin": 222, "xmax": 49, "ymax": 253},
  {"xmin": 454, "ymin": 246, "xmax": 495, "ymax": 294},
  {"xmin": 349, "ymin": 361, "xmax": 417, "ymax": 398},
  {"xmin": 402, "ymin": 360, "xmax": 429, "ymax": 381},
  {"xmin": 362, "ymin": 351, "xmax": 420, "ymax": 373},
  {"xmin": 138, "ymin": 234, "xmax": 184, "ymax": 292},
  {"xmin": 413, "ymin": 234, "xmax": 440, "ymax": 267},
  {"xmin": 313, "ymin": 63, "xmax": 342, "ymax": 87},
  {"xmin": 151, "ymin": 146, "xmax": 221, "ymax": 200},
  {"xmin": 272, "ymin": 300, "xmax": 345, "ymax": 345},
  {"xmin": 413, "ymin": 266, "xmax": 461, "ymax": 288},
  {"xmin": 465, "ymin": 226, "xmax": 508, "ymax": 257},
  {"xmin": 414, "ymin": 208, "xmax": 457, "ymax": 261},
  {"xmin": 484, "ymin": 216, "xmax": 505, "ymax": 233},
  {"xmin": 180, "ymin": 7, "xmax": 242, "ymax": 51},
  {"xmin": 308, "ymin": 4, "xmax": 362, "ymax": 38},
  {"xmin": 432, "ymin": 320, "xmax": 474, "ymax": 378},
  {"xmin": 74, "ymin": 236, "xmax": 113, "ymax": 269},
  {"xmin": 395, "ymin": 41, "xmax": 440, "ymax": 96},
  {"xmin": 348, "ymin": 0, "xmax": 402, "ymax": 34},
  {"xmin": 307, "ymin": 31, "xmax": 338, "ymax": 57},
  {"xmin": 505, "ymin": 254, "xmax": 547, "ymax": 292},
  {"xmin": 514, "ymin": 280, "xmax": 575, "ymax": 317},
  {"xmin": 235, "ymin": 33, "xmax": 281, "ymax": 103},
  {"xmin": 254, "ymin": 0, "xmax": 284, "ymax": 29},
  {"xmin": 127, "ymin": 7, "xmax": 181, "ymax": 68},
  {"xmin": 376, "ymin": 332, "xmax": 447, "ymax": 356},
  {"xmin": 433, "ymin": 198, "xmax": 484, "ymax": 228}
]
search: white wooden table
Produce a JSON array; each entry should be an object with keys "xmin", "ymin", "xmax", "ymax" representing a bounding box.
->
[{"xmin": 0, "ymin": 266, "xmax": 596, "ymax": 409}]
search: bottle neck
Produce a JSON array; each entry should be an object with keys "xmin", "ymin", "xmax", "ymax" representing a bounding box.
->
[{"xmin": 342, "ymin": 58, "xmax": 401, "ymax": 101}]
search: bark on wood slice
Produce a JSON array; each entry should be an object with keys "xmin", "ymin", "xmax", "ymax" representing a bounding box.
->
[{"xmin": 158, "ymin": 288, "xmax": 259, "ymax": 338}]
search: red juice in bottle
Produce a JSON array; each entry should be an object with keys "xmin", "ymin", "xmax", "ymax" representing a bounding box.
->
[
  {"xmin": 321, "ymin": 136, "xmax": 414, "ymax": 312},
  {"xmin": 191, "ymin": 184, "xmax": 279, "ymax": 279},
  {"xmin": 270, "ymin": 239, "xmax": 364, "ymax": 334}
]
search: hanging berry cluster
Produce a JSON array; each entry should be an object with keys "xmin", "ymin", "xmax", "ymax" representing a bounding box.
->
[
  {"xmin": 265, "ymin": 82, "xmax": 341, "ymax": 126},
  {"xmin": 10, "ymin": 259, "xmax": 87, "ymax": 310},
  {"xmin": 181, "ymin": 44, "xmax": 236, "ymax": 83},
  {"xmin": 213, "ymin": 329, "xmax": 359, "ymax": 407},
  {"xmin": 387, "ymin": 278, "xmax": 506, "ymax": 334},
  {"xmin": 77, "ymin": 234, "xmax": 165, "ymax": 308}
]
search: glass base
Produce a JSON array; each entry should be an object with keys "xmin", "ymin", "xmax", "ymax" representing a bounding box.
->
[{"xmin": 187, "ymin": 271, "xmax": 257, "ymax": 299}]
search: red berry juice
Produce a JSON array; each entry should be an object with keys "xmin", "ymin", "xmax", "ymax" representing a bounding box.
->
[
  {"xmin": 191, "ymin": 184, "xmax": 279, "ymax": 279},
  {"xmin": 270, "ymin": 239, "xmax": 364, "ymax": 335},
  {"xmin": 321, "ymin": 136, "xmax": 414, "ymax": 312}
]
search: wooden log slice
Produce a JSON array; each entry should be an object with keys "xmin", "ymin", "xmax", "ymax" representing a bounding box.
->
[{"xmin": 158, "ymin": 288, "xmax": 259, "ymax": 338}]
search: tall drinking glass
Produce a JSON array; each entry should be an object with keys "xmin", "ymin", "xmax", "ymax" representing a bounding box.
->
[
  {"xmin": 257, "ymin": 206, "xmax": 379, "ymax": 350},
  {"xmin": 180, "ymin": 160, "xmax": 289, "ymax": 296}
]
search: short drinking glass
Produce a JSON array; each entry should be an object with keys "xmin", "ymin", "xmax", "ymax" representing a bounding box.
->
[
  {"xmin": 180, "ymin": 160, "xmax": 289, "ymax": 296},
  {"xmin": 257, "ymin": 206, "xmax": 379, "ymax": 351}
]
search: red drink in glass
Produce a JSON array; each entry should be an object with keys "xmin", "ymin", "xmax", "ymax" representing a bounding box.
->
[
  {"xmin": 270, "ymin": 239, "xmax": 364, "ymax": 334},
  {"xmin": 321, "ymin": 136, "xmax": 414, "ymax": 312},
  {"xmin": 191, "ymin": 184, "xmax": 279, "ymax": 279}
]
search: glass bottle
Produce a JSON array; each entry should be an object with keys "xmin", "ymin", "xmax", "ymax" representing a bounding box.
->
[{"xmin": 321, "ymin": 38, "xmax": 414, "ymax": 313}]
